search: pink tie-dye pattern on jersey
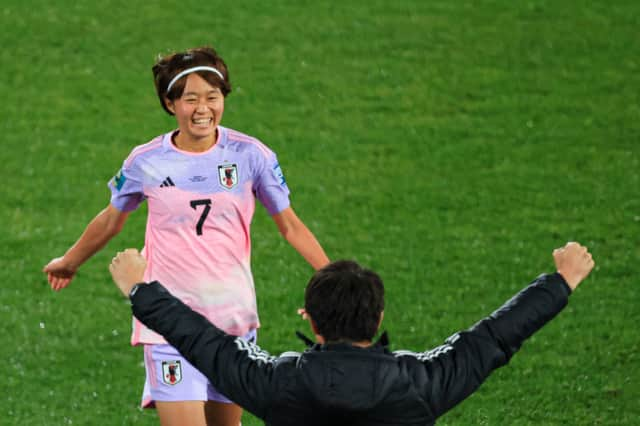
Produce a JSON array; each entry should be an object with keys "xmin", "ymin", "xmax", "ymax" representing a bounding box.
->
[{"xmin": 132, "ymin": 182, "xmax": 259, "ymax": 345}]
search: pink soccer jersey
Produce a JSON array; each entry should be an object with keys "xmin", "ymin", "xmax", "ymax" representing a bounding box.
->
[{"xmin": 109, "ymin": 126, "xmax": 290, "ymax": 345}]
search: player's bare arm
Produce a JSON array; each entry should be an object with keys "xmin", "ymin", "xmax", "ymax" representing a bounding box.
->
[
  {"xmin": 272, "ymin": 206, "xmax": 330, "ymax": 270},
  {"xmin": 43, "ymin": 204, "xmax": 129, "ymax": 291},
  {"xmin": 553, "ymin": 242, "xmax": 595, "ymax": 290}
]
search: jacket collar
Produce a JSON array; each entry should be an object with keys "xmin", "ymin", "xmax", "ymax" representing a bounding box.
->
[{"xmin": 296, "ymin": 330, "xmax": 390, "ymax": 352}]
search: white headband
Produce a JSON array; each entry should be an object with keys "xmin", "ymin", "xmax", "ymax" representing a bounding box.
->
[{"xmin": 166, "ymin": 66, "xmax": 225, "ymax": 93}]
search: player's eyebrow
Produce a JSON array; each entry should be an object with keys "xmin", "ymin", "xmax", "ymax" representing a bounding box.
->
[{"xmin": 183, "ymin": 88, "xmax": 222, "ymax": 96}]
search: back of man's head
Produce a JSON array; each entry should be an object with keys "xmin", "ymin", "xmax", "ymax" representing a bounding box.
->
[{"xmin": 304, "ymin": 260, "xmax": 385, "ymax": 343}]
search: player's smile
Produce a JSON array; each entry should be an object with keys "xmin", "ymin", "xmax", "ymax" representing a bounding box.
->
[{"xmin": 193, "ymin": 118, "xmax": 212, "ymax": 126}]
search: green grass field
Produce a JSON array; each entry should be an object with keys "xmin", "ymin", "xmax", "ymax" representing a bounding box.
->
[{"xmin": 1, "ymin": 0, "xmax": 638, "ymax": 424}]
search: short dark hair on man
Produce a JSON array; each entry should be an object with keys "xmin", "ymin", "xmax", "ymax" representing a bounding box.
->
[{"xmin": 304, "ymin": 260, "xmax": 384, "ymax": 343}]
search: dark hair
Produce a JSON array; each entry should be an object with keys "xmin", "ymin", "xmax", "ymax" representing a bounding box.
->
[
  {"xmin": 304, "ymin": 260, "xmax": 384, "ymax": 343},
  {"xmin": 152, "ymin": 46, "xmax": 232, "ymax": 116}
]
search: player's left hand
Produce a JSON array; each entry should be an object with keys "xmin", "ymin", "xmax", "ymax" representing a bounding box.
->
[{"xmin": 109, "ymin": 249, "xmax": 147, "ymax": 297}]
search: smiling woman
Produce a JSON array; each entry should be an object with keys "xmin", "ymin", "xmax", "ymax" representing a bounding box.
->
[
  {"xmin": 153, "ymin": 49, "xmax": 231, "ymax": 153},
  {"xmin": 165, "ymin": 74, "xmax": 225, "ymax": 152},
  {"xmin": 42, "ymin": 46, "xmax": 330, "ymax": 426}
]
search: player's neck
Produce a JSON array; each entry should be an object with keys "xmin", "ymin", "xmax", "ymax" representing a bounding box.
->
[{"xmin": 172, "ymin": 130, "xmax": 217, "ymax": 153}]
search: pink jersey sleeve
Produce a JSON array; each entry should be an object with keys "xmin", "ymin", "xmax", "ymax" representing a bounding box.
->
[
  {"xmin": 252, "ymin": 150, "xmax": 290, "ymax": 215},
  {"xmin": 108, "ymin": 142, "xmax": 159, "ymax": 212}
]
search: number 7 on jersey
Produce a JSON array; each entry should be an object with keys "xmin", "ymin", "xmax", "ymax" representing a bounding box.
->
[{"xmin": 190, "ymin": 199, "xmax": 212, "ymax": 236}]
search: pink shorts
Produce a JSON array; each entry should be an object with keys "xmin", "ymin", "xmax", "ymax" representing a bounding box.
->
[{"xmin": 141, "ymin": 330, "xmax": 257, "ymax": 408}]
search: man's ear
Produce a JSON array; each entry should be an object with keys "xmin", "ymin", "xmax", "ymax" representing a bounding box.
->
[
  {"xmin": 164, "ymin": 98, "xmax": 175, "ymax": 114},
  {"xmin": 308, "ymin": 317, "xmax": 325, "ymax": 344},
  {"xmin": 377, "ymin": 311, "xmax": 384, "ymax": 331}
]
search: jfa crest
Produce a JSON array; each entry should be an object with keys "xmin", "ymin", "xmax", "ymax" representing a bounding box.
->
[
  {"xmin": 161, "ymin": 360, "xmax": 182, "ymax": 385},
  {"xmin": 218, "ymin": 163, "xmax": 238, "ymax": 189}
]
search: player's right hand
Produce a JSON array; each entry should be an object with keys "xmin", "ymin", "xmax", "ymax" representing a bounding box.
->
[
  {"xmin": 43, "ymin": 257, "xmax": 77, "ymax": 291},
  {"xmin": 553, "ymin": 242, "xmax": 595, "ymax": 291}
]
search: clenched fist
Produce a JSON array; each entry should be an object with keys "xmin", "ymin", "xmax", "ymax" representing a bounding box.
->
[
  {"xmin": 553, "ymin": 242, "xmax": 595, "ymax": 291},
  {"xmin": 109, "ymin": 249, "xmax": 147, "ymax": 297}
]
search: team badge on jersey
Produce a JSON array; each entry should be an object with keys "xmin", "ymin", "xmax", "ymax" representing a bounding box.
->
[
  {"xmin": 161, "ymin": 360, "xmax": 182, "ymax": 385},
  {"xmin": 218, "ymin": 163, "xmax": 238, "ymax": 189}
]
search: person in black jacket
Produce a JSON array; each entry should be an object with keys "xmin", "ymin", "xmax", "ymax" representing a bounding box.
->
[{"xmin": 109, "ymin": 242, "xmax": 594, "ymax": 425}]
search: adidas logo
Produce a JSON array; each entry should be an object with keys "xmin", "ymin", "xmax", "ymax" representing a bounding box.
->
[{"xmin": 160, "ymin": 177, "xmax": 175, "ymax": 187}]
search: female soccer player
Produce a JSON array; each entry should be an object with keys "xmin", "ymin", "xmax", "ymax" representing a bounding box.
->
[{"xmin": 43, "ymin": 46, "xmax": 330, "ymax": 426}]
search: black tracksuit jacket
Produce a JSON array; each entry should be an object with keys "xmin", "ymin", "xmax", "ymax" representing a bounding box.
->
[{"xmin": 130, "ymin": 272, "xmax": 572, "ymax": 425}]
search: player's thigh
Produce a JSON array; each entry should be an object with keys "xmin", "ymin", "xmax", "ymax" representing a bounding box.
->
[
  {"xmin": 204, "ymin": 400, "xmax": 243, "ymax": 426},
  {"xmin": 156, "ymin": 400, "xmax": 207, "ymax": 426}
]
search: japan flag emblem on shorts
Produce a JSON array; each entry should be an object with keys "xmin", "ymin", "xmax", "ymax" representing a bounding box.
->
[
  {"xmin": 218, "ymin": 163, "xmax": 238, "ymax": 189},
  {"xmin": 162, "ymin": 360, "xmax": 182, "ymax": 385}
]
